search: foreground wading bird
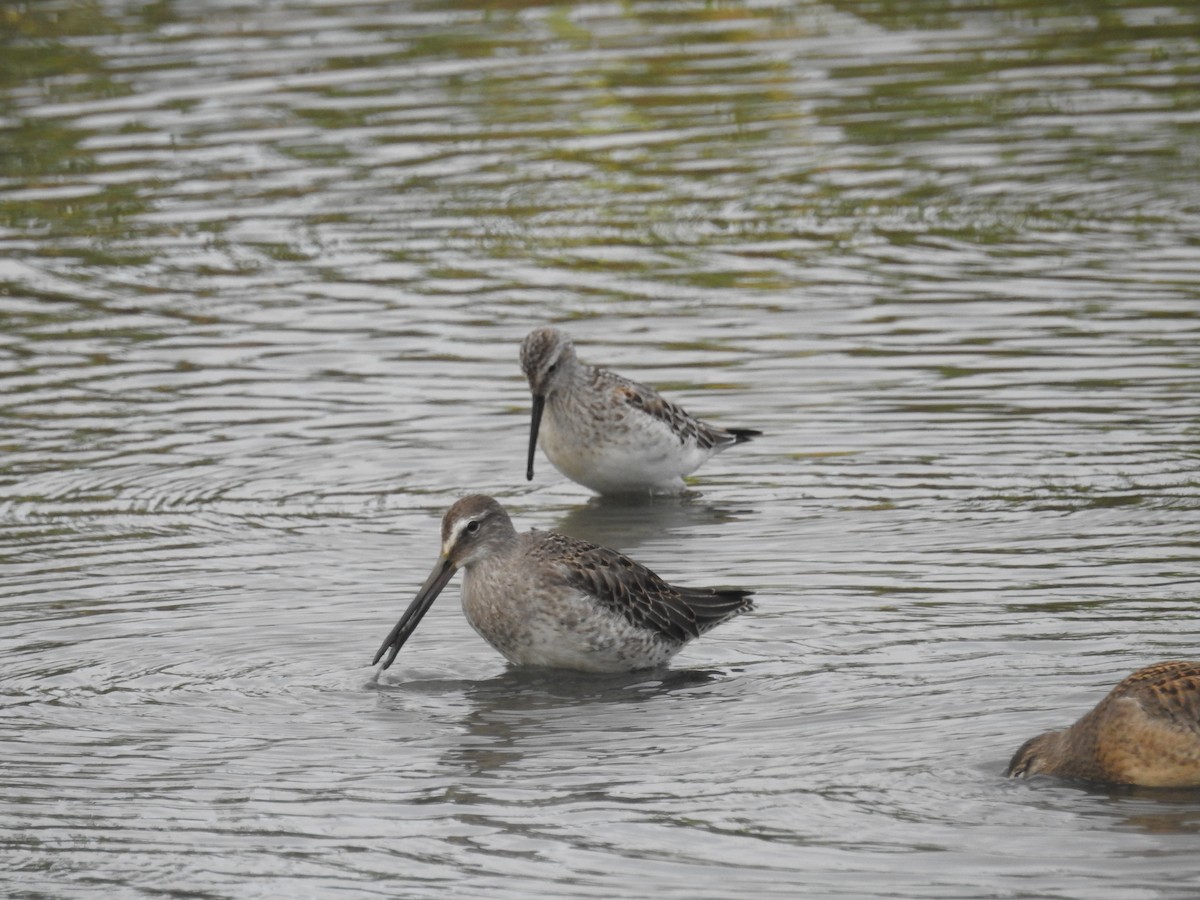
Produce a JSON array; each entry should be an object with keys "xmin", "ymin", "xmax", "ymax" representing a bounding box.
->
[
  {"xmin": 372, "ymin": 495, "xmax": 754, "ymax": 673},
  {"xmin": 519, "ymin": 326, "xmax": 761, "ymax": 495},
  {"xmin": 1006, "ymin": 661, "xmax": 1200, "ymax": 788}
]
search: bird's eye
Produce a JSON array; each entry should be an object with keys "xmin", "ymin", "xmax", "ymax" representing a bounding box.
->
[{"xmin": 465, "ymin": 520, "xmax": 481, "ymax": 534}]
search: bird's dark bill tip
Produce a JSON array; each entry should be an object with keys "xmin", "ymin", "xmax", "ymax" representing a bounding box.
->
[
  {"xmin": 372, "ymin": 557, "xmax": 458, "ymax": 671},
  {"xmin": 526, "ymin": 393, "xmax": 545, "ymax": 481}
]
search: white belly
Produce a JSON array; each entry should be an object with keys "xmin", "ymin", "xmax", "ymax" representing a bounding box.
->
[{"xmin": 539, "ymin": 405, "xmax": 713, "ymax": 495}]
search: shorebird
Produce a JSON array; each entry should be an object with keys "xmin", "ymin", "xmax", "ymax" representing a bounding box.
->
[
  {"xmin": 1006, "ymin": 661, "xmax": 1200, "ymax": 788},
  {"xmin": 519, "ymin": 326, "xmax": 761, "ymax": 495},
  {"xmin": 372, "ymin": 495, "xmax": 754, "ymax": 673}
]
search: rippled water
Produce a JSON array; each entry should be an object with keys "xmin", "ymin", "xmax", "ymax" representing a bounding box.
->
[{"xmin": 3, "ymin": 1, "xmax": 1200, "ymax": 896}]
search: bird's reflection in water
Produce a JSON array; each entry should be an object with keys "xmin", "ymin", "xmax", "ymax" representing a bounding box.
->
[
  {"xmin": 1089, "ymin": 783, "xmax": 1200, "ymax": 834},
  {"xmin": 1002, "ymin": 776, "xmax": 1200, "ymax": 836},
  {"xmin": 551, "ymin": 491, "xmax": 754, "ymax": 554},
  {"xmin": 373, "ymin": 664, "xmax": 734, "ymax": 780}
]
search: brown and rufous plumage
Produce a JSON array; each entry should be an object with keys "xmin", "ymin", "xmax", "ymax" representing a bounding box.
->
[{"xmin": 1006, "ymin": 661, "xmax": 1200, "ymax": 788}]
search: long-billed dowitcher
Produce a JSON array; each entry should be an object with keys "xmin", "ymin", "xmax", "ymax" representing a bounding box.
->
[
  {"xmin": 372, "ymin": 495, "xmax": 754, "ymax": 673},
  {"xmin": 519, "ymin": 326, "xmax": 761, "ymax": 495},
  {"xmin": 1006, "ymin": 661, "xmax": 1200, "ymax": 787}
]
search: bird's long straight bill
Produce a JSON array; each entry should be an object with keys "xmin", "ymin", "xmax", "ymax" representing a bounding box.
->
[
  {"xmin": 372, "ymin": 556, "xmax": 457, "ymax": 669},
  {"xmin": 525, "ymin": 393, "xmax": 545, "ymax": 481}
]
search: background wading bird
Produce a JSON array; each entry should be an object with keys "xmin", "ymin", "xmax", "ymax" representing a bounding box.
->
[{"xmin": 519, "ymin": 327, "xmax": 761, "ymax": 495}]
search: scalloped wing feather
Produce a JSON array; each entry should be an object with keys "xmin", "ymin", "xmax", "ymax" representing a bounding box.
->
[
  {"xmin": 1112, "ymin": 661, "xmax": 1200, "ymax": 736},
  {"xmin": 533, "ymin": 531, "xmax": 753, "ymax": 644},
  {"xmin": 602, "ymin": 371, "xmax": 732, "ymax": 451}
]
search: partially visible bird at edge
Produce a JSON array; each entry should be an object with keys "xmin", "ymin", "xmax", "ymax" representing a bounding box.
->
[{"xmin": 1006, "ymin": 661, "xmax": 1200, "ymax": 788}]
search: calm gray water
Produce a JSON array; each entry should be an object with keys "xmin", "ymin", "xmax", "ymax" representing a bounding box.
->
[{"xmin": 2, "ymin": 1, "xmax": 1199, "ymax": 897}]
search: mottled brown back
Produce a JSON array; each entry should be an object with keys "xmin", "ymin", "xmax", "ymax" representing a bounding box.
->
[
  {"xmin": 531, "ymin": 530, "xmax": 754, "ymax": 644},
  {"xmin": 1104, "ymin": 661, "xmax": 1200, "ymax": 736}
]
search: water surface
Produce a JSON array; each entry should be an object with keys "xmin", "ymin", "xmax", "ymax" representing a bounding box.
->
[{"xmin": 2, "ymin": 1, "xmax": 1199, "ymax": 897}]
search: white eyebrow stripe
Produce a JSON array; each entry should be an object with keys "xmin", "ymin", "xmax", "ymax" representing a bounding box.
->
[{"xmin": 443, "ymin": 516, "xmax": 475, "ymax": 554}]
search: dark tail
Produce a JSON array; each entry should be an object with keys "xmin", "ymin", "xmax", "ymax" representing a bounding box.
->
[
  {"xmin": 684, "ymin": 588, "xmax": 755, "ymax": 635},
  {"xmin": 726, "ymin": 428, "xmax": 762, "ymax": 444}
]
